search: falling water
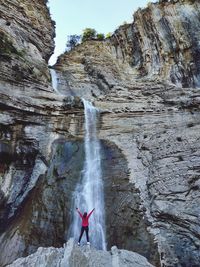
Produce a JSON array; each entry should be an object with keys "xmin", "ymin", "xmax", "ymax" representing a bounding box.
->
[
  {"xmin": 69, "ymin": 99, "xmax": 106, "ymax": 250},
  {"xmin": 50, "ymin": 68, "xmax": 59, "ymax": 93}
]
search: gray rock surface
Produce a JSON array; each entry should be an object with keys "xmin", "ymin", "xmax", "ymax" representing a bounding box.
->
[
  {"xmin": 55, "ymin": 0, "xmax": 200, "ymax": 89},
  {"xmin": 0, "ymin": 0, "xmax": 200, "ymax": 267},
  {"xmin": 0, "ymin": 0, "xmax": 55, "ymax": 84},
  {"xmin": 110, "ymin": 0, "xmax": 200, "ymax": 88},
  {"xmin": 52, "ymin": 1, "xmax": 200, "ymax": 266},
  {"xmin": 7, "ymin": 238, "xmax": 155, "ymax": 267}
]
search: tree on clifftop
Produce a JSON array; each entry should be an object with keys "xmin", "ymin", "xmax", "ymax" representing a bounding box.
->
[
  {"xmin": 66, "ymin": 35, "xmax": 81, "ymax": 51},
  {"xmin": 96, "ymin": 33, "xmax": 105, "ymax": 40},
  {"xmin": 66, "ymin": 29, "xmax": 106, "ymax": 50},
  {"xmin": 82, "ymin": 28, "xmax": 96, "ymax": 42}
]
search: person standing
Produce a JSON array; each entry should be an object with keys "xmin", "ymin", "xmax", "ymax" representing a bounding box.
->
[{"xmin": 76, "ymin": 207, "xmax": 95, "ymax": 245}]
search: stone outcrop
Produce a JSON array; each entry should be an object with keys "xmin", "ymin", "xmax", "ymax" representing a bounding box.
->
[
  {"xmin": 0, "ymin": 0, "xmax": 200, "ymax": 267},
  {"xmin": 0, "ymin": 0, "xmax": 71, "ymax": 120},
  {"xmin": 111, "ymin": 0, "xmax": 200, "ymax": 87},
  {"xmin": 0, "ymin": 1, "xmax": 83, "ymax": 266},
  {"xmin": 56, "ymin": 0, "xmax": 200, "ymax": 89},
  {"xmin": 7, "ymin": 238, "xmax": 155, "ymax": 267},
  {"xmin": 0, "ymin": 0, "xmax": 55, "ymax": 84}
]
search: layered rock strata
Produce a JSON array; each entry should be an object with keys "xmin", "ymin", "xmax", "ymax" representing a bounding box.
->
[
  {"xmin": 0, "ymin": 0, "xmax": 200, "ymax": 267},
  {"xmin": 0, "ymin": 0, "xmax": 55, "ymax": 85},
  {"xmin": 0, "ymin": 1, "xmax": 83, "ymax": 266},
  {"xmin": 112, "ymin": 0, "xmax": 200, "ymax": 87},
  {"xmin": 56, "ymin": 0, "xmax": 200, "ymax": 88},
  {"xmin": 52, "ymin": 1, "xmax": 200, "ymax": 266}
]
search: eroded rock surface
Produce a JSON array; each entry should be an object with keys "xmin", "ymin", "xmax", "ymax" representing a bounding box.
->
[
  {"xmin": 0, "ymin": 0, "xmax": 200, "ymax": 267},
  {"xmin": 0, "ymin": 0, "xmax": 55, "ymax": 84},
  {"xmin": 52, "ymin": 1, "xmax": 200, "ymax": 266},
  {"xmin": 110, "ymin": 0, "xmax": 200, "ymax": 87},
  {"xmin": 55, "ymin": 0, "xmax": 200, "ymax": 89},
  {"xmin": 7, "ymin": 238, "xmax": 155, "ymax": 267}
]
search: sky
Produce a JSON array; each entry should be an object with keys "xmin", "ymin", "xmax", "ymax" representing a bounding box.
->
[{"xmin": 48, "ymin": 0, "xmax": 150, "ymax": 65}]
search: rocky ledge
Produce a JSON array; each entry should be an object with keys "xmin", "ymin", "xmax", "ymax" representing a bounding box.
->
[
  {"xmin": 1, "ymin": 0, "xmax": 200, "ymax": 267},
  {"xmin": 7, "ymin": 238, "xmax": 155, "ymax": 267}
]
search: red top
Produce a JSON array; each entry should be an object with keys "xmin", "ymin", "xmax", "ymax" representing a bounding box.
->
[{"xmin": 77, "ymin": 209, "xmax": 94, "ymax": 227}]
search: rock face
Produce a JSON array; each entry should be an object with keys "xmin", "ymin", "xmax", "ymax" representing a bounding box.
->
[
  {"xmin": 52, "ymin": 1, "xmax": 200, "ymax": 267},
  {"xmin": 1, "ymin": 0, "xmax": 200, "ymax": 267},
  {"xmin": 0, "ymin": 1, "xmax": 83, "ymax": 266},
  {"xmin": 56, "ymin": 0, "xmax": 200, "ymax": 89},
  {"xmin": 7, "ymin": 238, "xmax": 155, "ymax": 267},
  {"xmin": 111, "ymin": 0, "xmax": 200, "ymax": 87},
  {"xmin": 0, "ymin": 0, "xmax": 55, "ymax": 84}
]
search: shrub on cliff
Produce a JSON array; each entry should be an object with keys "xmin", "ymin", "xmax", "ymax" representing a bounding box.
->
[
  {"xmin": 96, "ymin": 33, "xmax": 105, "ymax": 41},
  {"xmin": 106, "ymin": 32, "xmax": 112, "ymax": 38},
  {"xmin": 66, "ymin": 29, "xmax": 107, "ymax": 49},
  {"xmin": 66, "ymin": 35, "xmax": 81, "ymax": 51},
  {"xmin": 82, "ymin": 28, "xmax": 96, "ymax": 42}
]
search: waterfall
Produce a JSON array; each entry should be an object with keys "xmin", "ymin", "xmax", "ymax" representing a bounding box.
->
[
  {"xmin": 69, "ymin": 100, "xmax": 106, "ymax": 250},
  {"xmin": 50, "ymin": 68, "xmax": 59, "ymax": 93}
]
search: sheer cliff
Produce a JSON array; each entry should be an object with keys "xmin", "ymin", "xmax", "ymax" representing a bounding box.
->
[
  {"xmin": 0, "ymin": 0, "xmax": 200, "ymax": 267},
  {"xmin": 0, "ymin": 0, "xmax": 54, "ymax": 84},
  {"xmin": 0, "ymin": 0, "xmax": 69, "ymax": 115},
  {"xmin": 56, "ymin": 0, "xmax": 200, "ymax": 89},
  {"xmin": 53, "ymin": 1, "xmax": 200, "ymax": 266},
  {"xmin": 111, "ymin": 0, "xmax": 200, "ymax": 88},
  {"xmin": 0, "ymin": 1, "xmax": 82, "ymax": 266}
]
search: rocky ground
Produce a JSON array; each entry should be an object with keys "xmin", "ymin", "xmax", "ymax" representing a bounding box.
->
[
  {"xmin": 0, "ymin": 0, "xmax": 200, "ymax": 267},
  {"xmin": 7, "ymin": 238, "xmax": 155, "ymax": 267}
]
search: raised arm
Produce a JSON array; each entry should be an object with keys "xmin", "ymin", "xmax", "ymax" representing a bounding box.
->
[
  {"xmin": 76, "ymin": 208, "xmax": 83, "ymax": 219},
  {"xmin": 87, "ymin": 208, "xmax": 95, "ymax": 219}
]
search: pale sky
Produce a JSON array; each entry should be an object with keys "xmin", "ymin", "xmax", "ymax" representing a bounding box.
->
[{"xmin": 48, "ymin": 0, "xmax": 150, "ymax": 65}]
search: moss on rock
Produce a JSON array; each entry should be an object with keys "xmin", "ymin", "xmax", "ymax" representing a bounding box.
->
[{"xmin": 0, "ymin": 30, "xmax": 24, "ymax": 58}]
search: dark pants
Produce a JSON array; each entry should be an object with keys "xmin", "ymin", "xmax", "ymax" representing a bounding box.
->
[{"xmin": 78, "ymin": 226, "xmax": 89, "ymax": 242}]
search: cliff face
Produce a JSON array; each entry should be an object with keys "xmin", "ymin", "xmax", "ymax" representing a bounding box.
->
[
  {"xmin": 0, "ymin": 0, "xmax": 71, "ymax": 121},
  {"xmin": 0, "ymin": 1, "xmax": 83, "ymax": 266},
  {"xmin": 0, "ymin": 0, "xmax": 54, "ymax": 85},
  {"xmin": 53, "ymin": 1, "xmax": 200, "ymax": 267},
  {"xmin": 1, "ymin": 0, "xmax": 200, "ymax": 267},
  {"xmin": 55, "ymin": 0, "xmax": 200, "ymax": 92},
  {"xmin": 108, "ymin": 0, "xmax": 200, "ymax": 87}
]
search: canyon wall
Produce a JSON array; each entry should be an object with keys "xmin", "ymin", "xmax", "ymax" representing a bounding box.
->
[
  {"xmin": 0, "ymin": 1, "xmax": 83, "ymax": 266},
  {"xmin": 53, "ymin": 1, "xmax": 200, "ymax": 266},
  {"xmin": 56, "ymin": 0, "xmax": 200, "ymax": 89},
  {"xmin": 110, "ymin": 0, "xmax": 200, "ymax": 87},
  {"xmin": 0, "ymin": 0, "xmax": 200, "ymax": 267},
  {"xmin": 0, "ymin": 0, "xmax": 54, "ymax": 84}
]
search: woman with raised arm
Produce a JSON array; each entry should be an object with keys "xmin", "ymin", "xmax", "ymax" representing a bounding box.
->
[{"xmin": 76, "ymin": 207, "xmax": 95, "ymax": 245}]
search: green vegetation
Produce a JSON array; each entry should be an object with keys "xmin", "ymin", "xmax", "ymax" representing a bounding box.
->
[
  {"xmin": 66, "ymin": 34, "xmax": 81, "ymax": 51},
  {"xmin": 96, "ymin": 33, "xmax": 105, "ymax": 41},
  {"xmin": 0, "ymin": 31, "xmax": 16, "ymax": 55},
  {"xmin": 66, "ymin": 28, "xmax": 113, "ymax": 51},
  {"xmin": 0, "ymin": 30, "xmax": 24, "ymax": 58},
  {"xmin": 82, "ymin": 28, "xmax": 97, "ymax": 42},
  {"xmin": 106, "ymin": 32, "xmax": 112, "ymax": 38}
]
